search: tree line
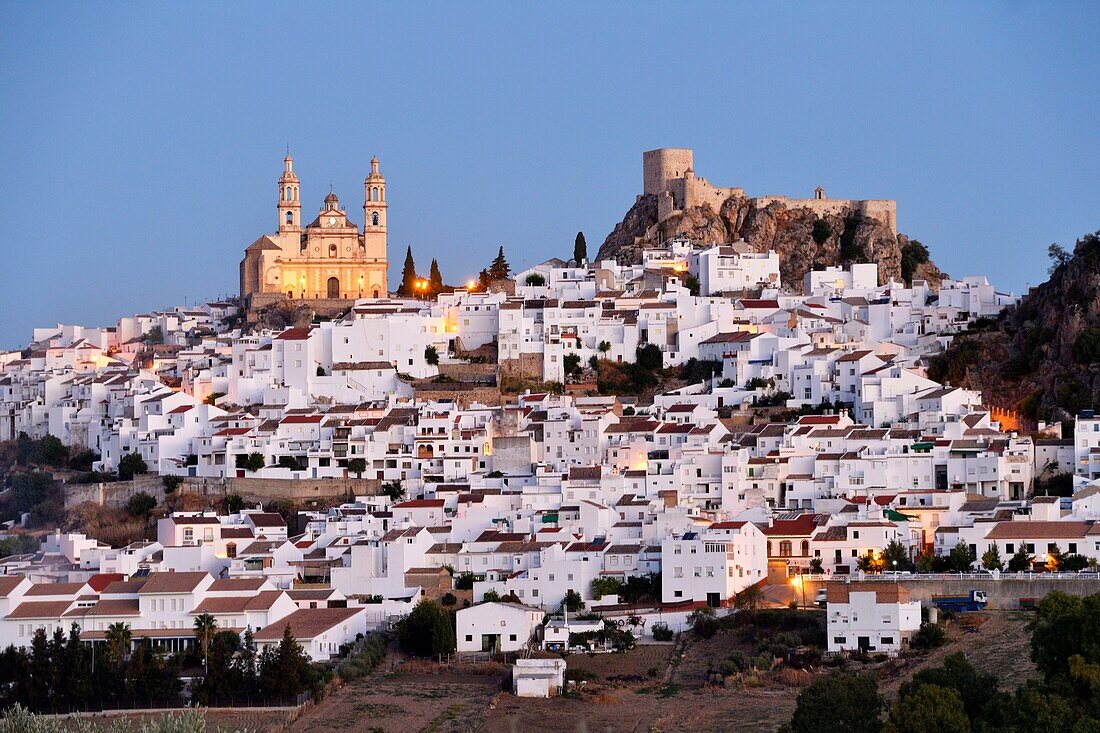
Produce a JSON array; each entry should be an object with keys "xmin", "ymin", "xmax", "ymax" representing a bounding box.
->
[
  {"xmin": 0, "ymin": 620, "xmax": 322, "ymax": 714},
  {"xmin": 781, "ymin": 590, "xmax": 1100, "ymax": 733}
]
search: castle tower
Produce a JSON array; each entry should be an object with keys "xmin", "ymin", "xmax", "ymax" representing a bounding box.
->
[
  {"xmin": 362, "ymin": 156, "xmax": 387, "ymax": 259},
  {"xmin": 278, "ymin": 153, "xmax": 301, "ymax": 232}
]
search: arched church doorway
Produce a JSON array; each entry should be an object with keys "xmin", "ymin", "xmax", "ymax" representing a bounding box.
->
[{"xmin": 327, "ymin": 277, "xmax": 340, "ymax": 299}]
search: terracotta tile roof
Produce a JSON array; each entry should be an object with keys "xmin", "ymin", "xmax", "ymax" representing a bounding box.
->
[
  {"xmin": 73, "ymin": 598, "xmax": 140, "ymax": 617},
  {"xmin": 25, "ymin": 582, "xmax": 85, "ymax": 597},
  {"xmin": 194, "ymin": 591, "xmax": 284, "ymax": 614},
  {"xmin": 207, "ymin": 578, "xmax": 267, "ymax": 592},
  {"xmin": 985, "ymin": 521, "xmax": 1090, "ymax": 540},
  {"xmin": 138, "ymin": 572, "xmax": 210, "ymax": 594},
  {"xmin": 827, "ymin": 581, "xmax": 911, "ymax": 604},
  {"xmin": 8, "ymin": 600, "xmax": 74, "ymax": 618},
  {"xmin": 254, "ymin": 607, "xmax": 362, "ymax": 641}
]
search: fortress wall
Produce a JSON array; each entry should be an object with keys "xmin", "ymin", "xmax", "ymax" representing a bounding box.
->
[
  {"xmin": 752, "ymin": 196, "xmax": 897, "ymax": 235},
  {"xmin": 643, "ymin": 148, "xmax": 694, "ymax": 196}
]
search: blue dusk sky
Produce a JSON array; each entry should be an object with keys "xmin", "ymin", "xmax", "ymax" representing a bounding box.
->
[{"xmin": 0, "ymin": 2, "xmax": 1097, "ymax": 347}]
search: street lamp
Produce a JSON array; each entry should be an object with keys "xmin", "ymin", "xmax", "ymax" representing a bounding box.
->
[{"xmin": 790, "ymin": 575, "xmax": 806, "ymax": 609}]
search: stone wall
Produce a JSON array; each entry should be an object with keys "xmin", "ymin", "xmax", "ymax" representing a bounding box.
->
[
  {"xmin": 412, "ymin": 385, "xmax": 503, "ymax": 408},
  {"xmin": 498, "ymin": 353, "xmax": 543, "ymax": 381},
  {"xmin": 800, "ymin": 575, "xmax": 1100, "ymax": 610},
  {"xmin": 65, "ymin": 475, "xmax": 381, "ymax": 509}
]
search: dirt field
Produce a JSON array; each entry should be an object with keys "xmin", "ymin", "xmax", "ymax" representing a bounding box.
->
[{"xmin": 287, "ymin": 673, "xmax": 499, "ymax": 733}]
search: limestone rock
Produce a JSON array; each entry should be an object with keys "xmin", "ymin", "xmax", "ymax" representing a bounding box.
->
[{"xmin": 597, "ymin": 193, "xmax": 946, "ymax": 291}]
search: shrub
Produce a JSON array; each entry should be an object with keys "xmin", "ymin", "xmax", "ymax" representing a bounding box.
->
[
  {"xmin": 910, "ymin": 622, "xmax": 946, "ymax": 650},
  {"xmin": 161, "ymin": 474, "xmax": 184, "ymax": 494},
  {"xmin": 125, "ymin": 491, "xmax": 157, "ymax": 518},
  {"xmin": 524, "ymin": 273, "xmax": 546, "ymax": 286},
  {"xmin": 651, "ymin": 622, "xmax": 674, "ymax": 642},
  {"xmin": 117, "ymin": 452, "xmax": 148, "ymax": 481},
  {"xmin": 397, "ymin": 601, "xmax": 455, "ymax": 658}
]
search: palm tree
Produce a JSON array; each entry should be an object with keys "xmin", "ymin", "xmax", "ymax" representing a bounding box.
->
[
  {"xmin": 194, "ymin": 612, "xmax": 218, "ymax": 667},
  {"xmin": 597, "ymin": 341, "xmax": 611, "ymax": 360},
  {"xmin": 105, "ymin": 622, "xmax": 131, "ymax": 663}
]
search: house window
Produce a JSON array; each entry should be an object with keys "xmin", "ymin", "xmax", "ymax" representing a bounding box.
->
[
  {"xmin": 465, "ymin": 635, "xmax": 472, "ymax": 642},
  {"xmin": 834, "ymin": 636, "xmax": 846, "ymax": 644},
  {"xmin": 509, "ymin": 634, "xmax": 517, "ymax": 642},
  {"xmin": 881, "ymin": 637, "xmax": 894, "ymax": 645}
]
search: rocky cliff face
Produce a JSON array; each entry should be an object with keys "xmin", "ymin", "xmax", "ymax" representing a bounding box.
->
[
  {"xmin": 928, "ymin": 231, "xmax": 1100, "ymax": 420},
  {"xmin": 597, "ymin": 193, "xmax": 945, "ymax": 289}
]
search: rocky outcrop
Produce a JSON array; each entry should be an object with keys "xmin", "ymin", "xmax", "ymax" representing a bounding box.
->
[
  {"xmin": 928, "ymin": 231, "xmax": 1100, "ymax": 421},
  {"xmin": 597, "ymin": 193, "xmax": 945, "ymax": 290}
]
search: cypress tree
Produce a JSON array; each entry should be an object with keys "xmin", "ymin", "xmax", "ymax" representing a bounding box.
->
[
  {"xmin": 399, "ymin": 246, "xmax": 418, "ymax": 296},
  {"xmin": 429, "ymin": 258, "xmax": 444, "ymax": 296},
  {"xmin": 489, "ymin": 246, "xmax": 510, "ymax": 280},
  {"xmin": 574, "ymin": 231, "xmax": 587, "ymax": 265}
]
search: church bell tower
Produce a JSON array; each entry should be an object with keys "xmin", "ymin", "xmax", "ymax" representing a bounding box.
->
[
  {"xmin": 278, "ymin": 153, "xmax": 301, "ymax": 232},
  {"xmin": 362, "ymin": 156, "xmax": 387, "ymax": 259}
]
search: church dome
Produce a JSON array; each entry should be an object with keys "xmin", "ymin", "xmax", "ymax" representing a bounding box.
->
[{"xmin": 324, "ymin": 191, "xmax": 339, "ymax": 204}]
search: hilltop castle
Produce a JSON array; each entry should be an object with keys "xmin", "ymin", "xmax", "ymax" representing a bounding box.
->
[
  {"xmin": 240, "ymin": 154, "xmax": 389, "ymax": 308},
  {"xmin": 642, "ymin": 147, "xmax": 897, "ymax": 236}
]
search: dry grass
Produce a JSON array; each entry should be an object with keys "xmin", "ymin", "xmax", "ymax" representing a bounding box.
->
[{"xmin": 67, "ymin": 502, "xmax": 149, "ymax": 547}]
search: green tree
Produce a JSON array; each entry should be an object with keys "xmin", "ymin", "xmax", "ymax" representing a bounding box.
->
[
  {"xmin": 900, "ymin": 240, "xmax": 931, "ymax": 284},
  {"xmin": 224, "ymin": 493, "xmax": 245, "ymax": 514},
  {"xmin": 788, "ymin": 672, "xmax": 884, "ymax": 733},
  {"xmin": 105, "ymin": 622, "xmax": 131, "ymax": 663},
  {"xmin": 887, "ymin": 683, "xmax": 970, "ymax": 733},
  {"xmin": 399, "ymin": 245, "xmax": 418, "ymax": 296},
  {"xmin": 574, "ymin": 231, "xmax": 587, "ymax": 264},
  {"xmin": 636, "ymin": 343, "xmax": 663, "ymax": 372},
  {"xmin": 1029, "ymin": 591, "xmax": 1100, "ymax": 692},
  {"xmin": 524, "ymin": 272, "xmax": 546, "ymax": 286},
  {"xmin": 563, "ymin": 589, "xmax": 585, "ymax": 613},
  {"xmin": 347, "ymin": 458, "xmax": 367, "ymax": 478},
  {"xmin": 238, "ymin": 452, "xmax": 266, "ymax": 472},
  {"xmin": 259, "ymin": 623, "xmax": 316, "ymax": 699},
  {"xmin": 981, "ymin": 545, "xmax": 1004, "ymax": 571},
  {"xmin": 482, "ymin": 588, "xmax": 501, "ymax": 602},
  {"xmin": 811, "ymin": 218, "xmax": 832, "ymax": 246},
  {"xmin": 591, "ymin": 577, "xmax": 624, "ymax": 600},
  {"xmin": 899, "ymin": 653, "xmax": 996, "ymax": 721},
  {"xmin": 146, "ymin": 325, "xmax": 165, "ymax": 345},
  {"xmin": 563, "ymin": 352, "xmax": 581, "ymax": 378},
  {"xmin": 381, "ymin": 481, "xmax": 404, "ymax": 501},
  {"xmin": 125, "ymin": 491, "xmax": 157, "ymax": 517},
  {"xmin": 948, "ymin": 541, "xmax": 975, "ymax": 572},
  {"xmin": 489, "ymin": 246, "xmax": 510, "ymax": 280},
  {"xmin": 397, "ymin": 600, "xmax": 455, "ymax": 657},
  {"xmin": 428, "ymin": 258, "xmax": 444, "ymax": 296},
  {"xmin": 424, "ymin": 345, "xmax": 439, "ymax": 366},
  {"xmin": 1007, "ymin": 544, "xmax": 1034, "ymax": 572},
  {"xmin": 117, "ymin": 452, "xmax": 148, "ymax": 481},
  {"xmin": 597, "ymin": 340, "xmax": 611, "ymax": 359},
  {"xmin": 882, "ymin": 540, "xmax": 915, "ymax": 572},
  {"xmin": 29, "ymin": 435, "xmax": 67, "ymax": 467},
  {"xmin": 194, "ymin": 612, "xmax": 218, "ymax": 663},
  {"xmin": 162, "ymin": 474, "xmax": 184, "ymax": 494}
]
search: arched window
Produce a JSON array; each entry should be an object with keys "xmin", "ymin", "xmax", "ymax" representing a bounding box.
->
[
  {"xmin": 766, "ymin": 541, "xmax": 772, "ymax": 556},
  {"xmin": 371, "ymin": 211, "xmax": 379, "ymax": 226},
  {"xmin": 801, "ymin": 540, "xmax": 810, "ymax": 556},
  {"xmin": 372, "ymin": 288, "xmax": 380, "ymax": 298},
  {"xmin": 226, "ymin": 542, "xmax": 237, "ymax": 559},
  {"xmin": 287, "ymin": 291, "xmax": 293, "ymax": 299},
  {"xmin": 371, "ymin": 187, "xmax": 379, "ymax": 201},
  {"xmin": 327, "ymin": 277, "xmax": 340, "ymax": 299},
  {"xmin": 329, "ymin": 244, "xmax": 337, "ymax": 258},
  {"xmin": 285, "ymin": 188, "xmax": 291, "ymax": 201},
  {"xmin": 779, "ymin": 540, "xmax": 792, "ymax": 557},
  {"xmin": 285, "ymin": 211, "xmax": 293, "ymax": 224}
]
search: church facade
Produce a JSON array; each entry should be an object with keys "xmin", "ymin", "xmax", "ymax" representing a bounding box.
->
[{"xmin": 240, "ymin": 154, "xmax": 389, "ymax": 307}]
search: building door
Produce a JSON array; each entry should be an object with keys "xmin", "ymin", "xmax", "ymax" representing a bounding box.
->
[
  {"xmin": 706, "ymin": 592, "xmax": 720, "ymax": 608},
  {"xmin": 857, "ymin": 636, "xmax": 870, "ymax": 652},
  {"xmin": 327, "ymin": 277, "xmax": 340, "ymax": 298},
  {"xmin": 481, "ymin": 634, "xmax": 500, "ymax": 652}
]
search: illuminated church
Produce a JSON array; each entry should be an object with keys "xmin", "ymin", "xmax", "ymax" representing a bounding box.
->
[{"xmin": 240, "ymin": 154, "xmax": 388, "ymax": 306}]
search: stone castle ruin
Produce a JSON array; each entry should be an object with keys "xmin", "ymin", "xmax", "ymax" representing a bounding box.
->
[{"xmin": 642, "ymin": 147, "xmax": 897, "ymax": 240}]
